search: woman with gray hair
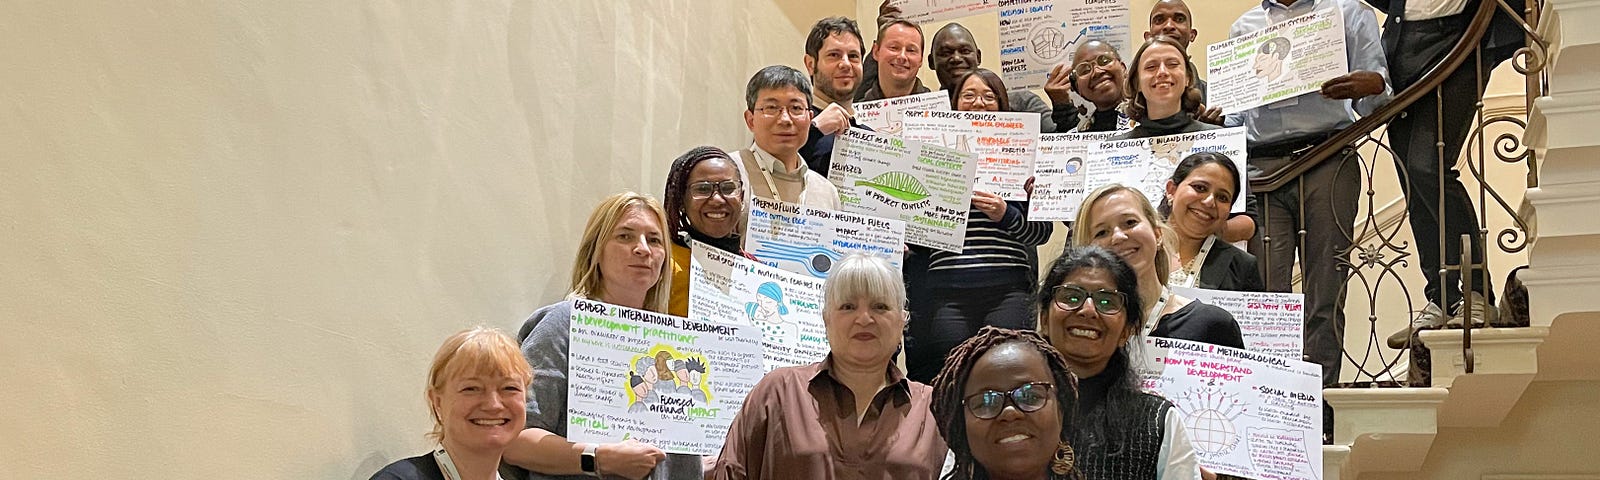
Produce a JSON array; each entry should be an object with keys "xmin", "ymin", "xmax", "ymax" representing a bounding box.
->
[{"xmin": 711, "ymin": 254, "xmax": 947, "ymax": 479}]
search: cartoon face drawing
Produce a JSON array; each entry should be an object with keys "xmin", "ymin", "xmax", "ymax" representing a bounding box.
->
[{"xmin": 746, "ymin": 282, "xmax": 790, "ymax": 325}]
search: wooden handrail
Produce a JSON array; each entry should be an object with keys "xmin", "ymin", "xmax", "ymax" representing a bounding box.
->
[{"xmin": 1248, "ymin": 0, "xmax": 1503, "ymax": 193}]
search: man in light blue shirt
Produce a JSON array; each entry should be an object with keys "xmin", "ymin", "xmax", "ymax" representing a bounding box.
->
[{"xmin": 1225, "ymin": 0, "xmax": 1392, "ymax": 444}]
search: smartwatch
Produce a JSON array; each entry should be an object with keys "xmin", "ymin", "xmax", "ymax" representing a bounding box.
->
[{"xmin": 580, "ymin": 443, "xmax": 599, "ymax": 477}]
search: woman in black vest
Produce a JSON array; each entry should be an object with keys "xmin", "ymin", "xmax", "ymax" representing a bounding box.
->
[{"xmin": 1037, "ymin": 246, "xmax": 1201, "ymax": 480}]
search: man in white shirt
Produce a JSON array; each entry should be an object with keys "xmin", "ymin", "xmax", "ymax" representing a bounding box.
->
[{"xmin": 737, "ymin": 65, "xmax": 842, "ymax": 210}]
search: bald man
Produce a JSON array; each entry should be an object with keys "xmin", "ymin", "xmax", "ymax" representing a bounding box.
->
[
  {"xmin": 1144, "ymin": 0, "xmax": 1221, "ymax": 123},
  {"xmin": 926, "ymin": 23, "xmax": 1071, "ymax": 133}
]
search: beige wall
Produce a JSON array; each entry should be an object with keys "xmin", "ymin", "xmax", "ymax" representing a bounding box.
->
[{"xmin": 0, "ymin": 1, "xmax": 845, "ymax": 478}]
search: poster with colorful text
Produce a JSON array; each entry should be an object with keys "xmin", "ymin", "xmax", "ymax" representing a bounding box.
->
[
  {"xmin": 886, "ymin": 0, "xmax": 997, "ymax": 24},
  {"xmin": 998, "ymin": 0, "xmax": 1132, "ymax": 90},
  {"xmin": 687, "ymin": 242, "xmax": 829, "ymax": 371},
  {"xmin": 901, "ymin": 109, "xmax": 1039, "ymax": 200},
  {"xmin": 1086, "ymin": 127, "xmax": 1248, "ymax": 213},
  {"xmin": 1206, "ymin": 7, "xmax": 1348, "ymax": 114},
  {"xmin": 1137, "ymin": 337, "xmax": 1323, "ymax": 480},
  {"xmin": 829, "ymin": 127, "xmax": 979, "ymax": 253},
  {"xmin": 1030, "ymin": 130, "xmax": 1120, "ymax": 221},
  {"xmin": 854, "ymin": 90, "xmax": 951, "ymax": 136},
  {"xmin": 1174, "ymin": 287, "xmax": 1305, "ymax": 361},
  {"xmin": 746, "ymin": 197, "xmax": 906, "ymax": 278},
  {"xmin": 565, "ymin": 298, "xmax": 764, "ymax": 455}
]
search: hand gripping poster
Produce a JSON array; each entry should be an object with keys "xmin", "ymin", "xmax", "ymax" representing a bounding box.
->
[
  {"xmin": 884, "ymin": 0, "xmax": 997, "ymax": 24},
  {"xmin": 1173, "ymin": 287, "xmax": 1305, "ymax": 361},
  {"xmin": 745, "ymin": 197, "xmax": 906, "ymax": 278},
  {"xmin": 853, "ymin": 90, "xmax": 951, "ymax": 136},
  {"xmin": 687, "ymin": 241, "xmax": 830, "ymax": 371},
  {"xmin": 1205, "ymin": 6, "xmax": 1348, "ymax": 114},
  {"xmin": 1030, "ymin": 131, "xmax": 1119, "ymax": 221},
  {"xmin": 900, "ymin": 109, "xmax": 1040, "ymax": 201},
  {"xmin": 998, "ymin": 0, "xmax": 1132, "ymax": 90},
  {"xmin": 1137, "ymin": 337, "xmax": 1323, "ymax": 480},
  {"xmin": 1085, "ymin": 127, "xmax": 1248, "ymax": 214},
  {"xmin": 829, "ymin": 127, "xmax": 979, "ymax": 253},
  {"xmin": 564, "ymin": 298, "xmax": 764, "ymax": 455}
]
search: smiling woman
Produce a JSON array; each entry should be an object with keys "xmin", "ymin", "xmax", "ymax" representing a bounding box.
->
[
  {"xmin": 930, "ymin": 327, "xmax": 1084, "ymax": 480},
  {"xmin": 369, "ymin": 327, "xmax": 532, "ymax": 480},
  {"xmin": 664, "ymin": 146, "xmax": 757, "ymax": 317}
]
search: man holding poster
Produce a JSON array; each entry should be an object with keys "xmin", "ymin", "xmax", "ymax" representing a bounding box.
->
[
  {"xmin": 799, "ymin": 17, "xmax": 871, "ymax": 177},
  {"xmin": 1225, "ymin": 0, "xmax": 1391, "ymax": 444}
]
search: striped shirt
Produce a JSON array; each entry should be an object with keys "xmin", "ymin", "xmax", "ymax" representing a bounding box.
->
[{"xmin": 926, "ymin": 201, "xmax": 1053, "ymax": 287}]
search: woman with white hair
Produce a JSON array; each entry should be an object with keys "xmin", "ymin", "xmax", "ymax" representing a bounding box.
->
[{"xmin": 711, "ymin": 254, "xmax": 947, "ymax": 479}]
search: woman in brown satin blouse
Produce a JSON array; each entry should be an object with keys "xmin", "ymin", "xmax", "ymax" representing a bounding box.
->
[{"xmin": 710, "ymin": 254, "xmax": 948, "ymax": 479}]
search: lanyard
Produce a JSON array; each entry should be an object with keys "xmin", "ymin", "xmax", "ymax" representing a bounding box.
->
[
  {"xmin": 1167, "ymin": 235, "xmax": 1217, "ymax": 288},
  {"xmin": 1144, "ymin": 287, "xmax": 1170, "ymax": 336},
  {"xmin": 753, "ymin": 147, "xmax": 804, "ymax": 199},
  {"xmin": 433, "ymin": 446, "xmax": 504, "ymax": 480}
]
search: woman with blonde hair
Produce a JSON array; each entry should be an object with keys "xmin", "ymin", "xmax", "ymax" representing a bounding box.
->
[
  {"xmin": 503, "ymin": 192, "xmax": 700, "ymax": 480},
  {"xmin": 370, "ymin": 327, "xmax": 532, "ymax": 480},
  {"xmin": 1071, "ymin": 184, "xmax": 1243, "ymax": 348}
]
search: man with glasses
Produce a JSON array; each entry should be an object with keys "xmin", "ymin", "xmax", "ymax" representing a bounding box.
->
[
  {"xmin": 1049, "ymin": 40, "xmax": 1131, "ymax": 133},
  {"xmin": 737, "ymin": 65, "xmax": 841, "ymax": 210}
]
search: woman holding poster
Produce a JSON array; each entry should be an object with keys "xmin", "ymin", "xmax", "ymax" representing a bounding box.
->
[
  {"xmin": 904, "ymin": 68, "xmax": 1054, "ymax": 383},
  {"xmin": 1036, "ymin": 247, "xmax": 1201, "ymax": 480},
  {"xmin": 1160, "ymin": 152, "xmax": 1264, "ymax": 292},
  {"xmin": 504, "ymin": 192, "xmax": 702, "ymax": 480},
  {"xmin": 712, "ymin": 254, "xmax": 947, "ymax": 479},
  {"xmin": 1072, "ymin": 185, "xmax": 1244, "ymax": 349},
  {"xmin": 663, "ymin": 146, "xmax": 753, "ymax": 317}
]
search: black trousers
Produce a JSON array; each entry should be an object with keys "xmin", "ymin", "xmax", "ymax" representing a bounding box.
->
[
  {"xmin": 906, "ymin": 280, "xmax": 1036, "ymax": 383},
  {"xmin": 1386, "ymin": 27, "xmax": 1515, "ymax": 308}
]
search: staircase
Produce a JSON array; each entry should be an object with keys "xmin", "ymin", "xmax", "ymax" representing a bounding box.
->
[{"xmin": 1319, "ymin": 0, "xmax": 1600, "ymax": 478}]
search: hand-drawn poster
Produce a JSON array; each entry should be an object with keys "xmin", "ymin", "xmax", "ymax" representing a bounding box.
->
[
  {"xmin": 886, "ymin": 0, "xmax": 997, "ymax": 24},
  {"xmin": 1085, "ymin": 127, "xmax": 1248, "ymax": 214},
  {"xmin": 1030, "ymin": 131, "xmax": 1119, "ymax": 221},
  {"xmin": 900, "ymin": 109, "xmax": 1039, "ymax": 200},
  {"xmin": 565, "ymin": 298, "xmax": 764, "ymax": 455},
  {"xmin": 745, "ymin": 197, "xmax": 906, "ymax": 278},
  {"xmin": 1206, "ymin": 7, "xmax": 1348, "ymax": 114},
  {"xmin": 829, "ymin": 127, "xmax": 979, "ymax": 253},
  {"xmin": 998, "ymin": 0, "xmax": 1132, "ymax": 90},
  {"xmin": 1137, "ymin": 337, "xmax": 1323, "ymax": 480},
  {"xmin": 854, "ymin": 91, "xmax": 950, "ymax": 136},
  {"xmin": 687, "ymin": 241, "xmax": 829, "ymax": 371},
  {"xmin": 1174, "ymin": 287, "xmax": 1305, "ymax": 361}
]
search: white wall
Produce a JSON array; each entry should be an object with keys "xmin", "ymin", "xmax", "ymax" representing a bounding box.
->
[{"xmin": 0, "ymin": 1, "xmax": 845, "ymax": 478}]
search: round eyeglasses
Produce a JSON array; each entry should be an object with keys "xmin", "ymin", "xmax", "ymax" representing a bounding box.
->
[
  {"xmin": 1050, "ymin": 285, "xmax": 1126, "ymax": 315},
  {"xmin": 964, "ymin": 382, "xmax": 1055, "ymax": 420}
]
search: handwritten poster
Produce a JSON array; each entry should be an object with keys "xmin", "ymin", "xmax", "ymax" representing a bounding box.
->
[
  {"xmin": 745, "ymin": 197, "xmax": 906, "ymax": 278},
  {"xmin": 998, "ymin": 0, "xmax": 1132, "ymax": 90},
  {"xmin": 1086, "ymin": 127, "xmax": 1248, "ymax": 214},
  {"xmin": 829, "ymin": 127, "xmax": 979, "ymax": 253},
  {"xmin": 1137, "ymin": 337, "xmax": 1323, "ymax": 480},
  {"xmin": 687, "ymin": 242, "xmax": 829, "ymax": 371},
  {"xmin": 1174, "ymin": 287, "xmax": 1305, "ymax": 361},
  {"xmin": 1030, "ymin": 131, "xmax": 1119, "ymax": 221},
  {"xmin": 900, "ymin": 109, "xmax": 1039, "ymax": 200},
  {"xmin": 854, "ymin": 91, "xmax": 950, "ymax": 136},
  {"xmin": 886, "ymin": 0, "xmax": 997, "ymax": 24},
  {"xmin": 1206, "ymin": 7, "xmax": 1348, "ymax": 114},
  {"xmin": 565, "ymin": 298, "xmax": 765, "ymax": 455}
]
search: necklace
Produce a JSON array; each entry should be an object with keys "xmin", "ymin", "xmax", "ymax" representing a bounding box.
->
[{"xmin": 1167, "ymin": 235, "xmax": 1216, "ymax": 288}]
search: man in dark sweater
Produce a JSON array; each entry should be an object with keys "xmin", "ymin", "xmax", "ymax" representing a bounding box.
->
[{"xmin": 798, "ymin": 17, "xmax": 869, "ymax": 177}]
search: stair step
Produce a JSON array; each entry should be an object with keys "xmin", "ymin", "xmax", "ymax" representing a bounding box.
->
[
  {"xmin": 1325, "ymin": 387, "xmax": 1449, "ymax": 473},
  {"xmin": 1421, "ymin": 327, "xmax": 1547, "ymax": 427}
]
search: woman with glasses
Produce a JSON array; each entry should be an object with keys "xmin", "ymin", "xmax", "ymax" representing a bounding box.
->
[
  {"xmin": 902, "ymin": 68, "xmax": 1053, "ymax": 383},
  {"xmin": 1037, "ymin": 246, "xmax": 1202, "ymax": 480},
  {"xmin": 1072, "ymin": 184, "xmax": 1244, "ymax": 349},
  {"xmin": 930, "ymin": 326, "xmax": 1084, "ymax": 480},
  {"xmin": 1047, "ymin": 40, "xmax": 1130, "ymax": 133},
  {"xmin": 711, "ymin": 254, "xmax": 947, "ymax": 479},
  {"xmin": 663, "ymin": 146, "xmax": 757, "ymax": 316}
]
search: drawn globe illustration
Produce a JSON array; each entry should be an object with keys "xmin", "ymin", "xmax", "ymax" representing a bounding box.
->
[
  {"xmin": 1028, "ymin": 23, "xmax": 1072, "ymax": 63},
  {"xmin": 1185, "ymin": 409, "xmax": 1238, "ymax": 455}
]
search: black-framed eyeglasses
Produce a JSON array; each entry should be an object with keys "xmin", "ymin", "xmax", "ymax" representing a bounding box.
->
[
  {"xmin": 1072, "ymin": 53, "xmax": 1118, "ymax": 77},
  {"xmin": 963, "ymin": 382, "xmax": 1055, "ymax": 420},
  {"xmin": 1051, "ymin": 285, "xmax": 1126, "ymax": 315},
  {"xmin": 688, "ymin": 180, "xmax": 743, "ymax": 200}
]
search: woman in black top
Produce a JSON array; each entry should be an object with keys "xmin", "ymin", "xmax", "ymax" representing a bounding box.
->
[{"xmin": 1161, "ymin": 152, "xmax": 1265, "ymax": 292}]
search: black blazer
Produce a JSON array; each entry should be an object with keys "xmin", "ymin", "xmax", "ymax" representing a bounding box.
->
[
  {"xmin": 1364, "ymin": 0, "xmax": 1527, "ymax": 88},
  {"xmin": 1197, "ymin": 240, "xmax": 1265, "ymax": 293}
]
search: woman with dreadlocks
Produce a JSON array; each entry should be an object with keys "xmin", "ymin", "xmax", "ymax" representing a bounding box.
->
[
  {"xmin": 1037, "ymin": 246, "xmax": 1202, "ymax": 480},
  {"xmin": 930, "ymin": 326, "xmax": 1084, "ymax": 480},
  {"xmin": 663, "ymin": 146, "xmax": 755, "ymax": 316}
]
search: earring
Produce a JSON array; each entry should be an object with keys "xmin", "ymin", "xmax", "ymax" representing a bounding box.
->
[{"xmin": 1051, "ymin": 442, "xmax": 1076, "ymax": 475}]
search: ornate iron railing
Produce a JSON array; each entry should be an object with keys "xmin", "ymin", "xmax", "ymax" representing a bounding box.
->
[{"xmin": 1246, "ymin": 0, "xmax": 1549, "ymax": 387}]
